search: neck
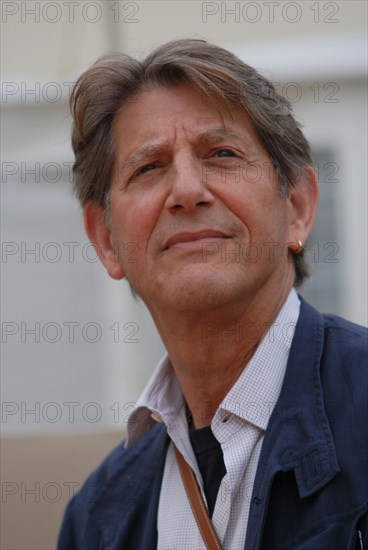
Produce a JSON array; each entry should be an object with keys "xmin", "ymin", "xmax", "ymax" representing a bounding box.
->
[{"xmin": 148, "ymin": 276, "xmax": 294, "ymax": 428}]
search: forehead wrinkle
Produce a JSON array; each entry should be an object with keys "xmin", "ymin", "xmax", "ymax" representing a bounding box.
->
[{"xmin": 192, "ymin": 127, "xmax": 255, "ymax": 150}]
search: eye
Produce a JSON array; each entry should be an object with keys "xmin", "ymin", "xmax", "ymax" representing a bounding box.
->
[
  {"xmin": 138, "ymin": 163, "xmax": 157, "ymax": 174},
  {"xmin": 214, "ymin": 149, "xmax": 236, "ymax": 158}
]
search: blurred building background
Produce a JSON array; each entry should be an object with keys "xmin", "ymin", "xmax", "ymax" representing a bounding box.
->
[{"xmin": 1, "ymin": 1, "xmax": 367, "ymax": 548}]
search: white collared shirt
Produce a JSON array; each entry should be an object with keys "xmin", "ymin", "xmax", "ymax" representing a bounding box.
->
[{"xmin": 126, "ymin": 289, "xmax": 300, "ymax": 549}]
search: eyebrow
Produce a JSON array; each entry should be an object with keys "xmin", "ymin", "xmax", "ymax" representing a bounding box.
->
[
  {"xmin": 193, "ymin": 127, "xmax": 249, "ymax": 145},
  {"xmin": 118, "ymin": 126, "xmax": 253, "ymax": 175}
]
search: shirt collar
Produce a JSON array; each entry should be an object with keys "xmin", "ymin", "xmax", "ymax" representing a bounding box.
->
[
  {"xmin": 125, "ymin": 356, "xmax": 184, "ymax": 447},
  {"xmin": 126, "ymin": 289, "xmax": 300, "ymax": 447},
  {"xmin": 215, "ymin": 288, "xmax": 300, "ymax": 432}
]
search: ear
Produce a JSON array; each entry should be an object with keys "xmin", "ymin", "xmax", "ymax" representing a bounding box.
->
[
  {"xmin": 287, "ymin": 166, "xmax": 319, "ymax": 252},
  {"xmin": 83, "ymin": 202, "xmax": 125, "ymax": 280}
]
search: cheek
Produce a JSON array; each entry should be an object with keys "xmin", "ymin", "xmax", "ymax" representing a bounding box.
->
[
  {"xmin": 110, "ymin": 196, "xmax": 161, "ymax": 253},
  {"xmin": 220, "ymin": 187, "xmax": 289, "ymax": 239}
]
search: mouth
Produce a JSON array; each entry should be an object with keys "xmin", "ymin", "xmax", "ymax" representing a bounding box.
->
[{"xmin": 163, "ymin": 230, "xmax": 231, "ymax": 251}]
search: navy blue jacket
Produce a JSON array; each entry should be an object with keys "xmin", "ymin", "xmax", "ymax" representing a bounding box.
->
[{"xmin": 58, "ymin": 300, "xmax": 368, "ymax": 549}]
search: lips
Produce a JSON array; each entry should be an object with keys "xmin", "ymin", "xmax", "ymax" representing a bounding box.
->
[{"xmin": 163, "ymin": 230, "xmax": 230, "ymax": 250}]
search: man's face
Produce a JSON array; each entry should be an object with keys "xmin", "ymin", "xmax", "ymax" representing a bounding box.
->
[{"xmin": 91, "ymin": 83, "xmax": 298, "ymax": 313}]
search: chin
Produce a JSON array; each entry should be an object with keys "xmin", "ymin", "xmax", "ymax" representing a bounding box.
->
[{"xmin": 153, "ymin": 267, "xmax": 245, "ymax": 311}]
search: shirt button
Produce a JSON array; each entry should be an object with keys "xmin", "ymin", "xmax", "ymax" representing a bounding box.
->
[{"xmin": 252, "ymin": 496, "xmax": 262, "ymax": 505}]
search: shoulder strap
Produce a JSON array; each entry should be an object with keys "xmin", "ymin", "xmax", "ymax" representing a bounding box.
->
[{"xmin": 174, "ymin": 445, "xmax": 223, "ymax": 550}]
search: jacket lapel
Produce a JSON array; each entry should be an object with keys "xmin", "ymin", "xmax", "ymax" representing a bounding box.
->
[
  {"xmin": 90, "ymin": 423, "xmax": 169, "ymax": 549},
  {"xmin": 244, "ymin": 299, "xmax": 340, "ymax": 549}
]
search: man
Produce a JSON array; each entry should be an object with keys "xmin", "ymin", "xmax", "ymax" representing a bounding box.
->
[{"xmin": 58, "ymin": 39, "xmax": 367, "ymax": 549}]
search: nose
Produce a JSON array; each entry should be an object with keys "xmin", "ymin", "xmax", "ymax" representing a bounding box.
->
[{"xmin": 164, "ymin": 154, "xmax": 215, "ymax": 213}]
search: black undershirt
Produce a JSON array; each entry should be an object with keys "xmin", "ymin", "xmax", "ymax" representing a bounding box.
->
[{"xmin": 189, "ymin": 423, "xmax": 227, "ymax": 517}]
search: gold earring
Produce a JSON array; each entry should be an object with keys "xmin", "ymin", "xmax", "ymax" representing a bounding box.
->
[{"xmin": 296, "ymin": 239, "xmax": 303, "ymax": 253}]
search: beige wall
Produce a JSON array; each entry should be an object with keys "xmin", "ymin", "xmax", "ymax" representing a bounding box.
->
[
  {"xmin": 1, "ymin": 431, "xmax": 124, "ymax": 549},
  {"xmin": 2, "ymin": 1, "xmax": 367, "ymax": 78}
]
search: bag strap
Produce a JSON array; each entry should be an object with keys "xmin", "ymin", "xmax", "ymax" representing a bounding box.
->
[{"xmin": 174, "ymin": 445, "xmax": 223, "ymax": 550}]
